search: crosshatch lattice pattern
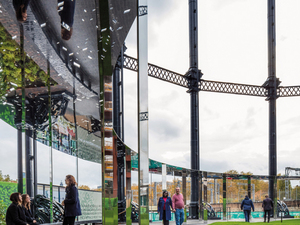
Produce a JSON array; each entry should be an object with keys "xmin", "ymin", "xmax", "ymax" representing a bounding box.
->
[
  {"xmin": 278, "ymin": 86, "xmax": 300, "ymax": 97},
  {"xmin": 139, "ymin": 112, "xmax": 148, "ymax": 121},
  {"xmin": 199, "ymin": 80, "xmax": 267, "ymax": 97},
  {"xmin": 138, "ymin": 6, "xmax": 148, "ymax": 16},
  {"xmin": 124, "ymin": 55, "xmax": 188, "ymax": 87},
  {"xmin": 123, "ymin": 55, "xmax": 300, "ymax": 98}
]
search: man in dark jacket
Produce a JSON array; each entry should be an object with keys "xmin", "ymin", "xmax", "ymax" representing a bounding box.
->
[
  {"xmin": 241, "ymin": 195, "xmax": 254, "ymax": 222},
  {"xmin": 262, "ymin": 195, "xmax": 273, "ymax": 223}
]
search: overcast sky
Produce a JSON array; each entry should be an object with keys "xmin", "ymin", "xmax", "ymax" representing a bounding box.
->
[
  {"xmin": 122, "ymin": 0, "xmax": 300, "ymax": 178},
  {"xmin": 1, "ymin": 0, "xmax": 300, "ymax": 189}
]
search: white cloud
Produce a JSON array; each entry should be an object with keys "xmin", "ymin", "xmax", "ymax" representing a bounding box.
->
[{"xmin": 123, "ymin": 0, "xmax": 300, "ymax": 177}]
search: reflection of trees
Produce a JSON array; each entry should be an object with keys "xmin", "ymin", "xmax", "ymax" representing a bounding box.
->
[
  {"xmin": 0, "ymin": 24, "xmax": 54, "ymax": 100},
  {"xmin": 78, "ymin": 185, "xmax": 101, "ymax": 192},
  {"xmin": 216, "ymin": 170, "xmax": 270, "ymax": 203},
  {"xmin": 291, "ymin": 186, "xmax": 300, "ymax": 200},
  {"xmin": 79, "ymin": 185, "xmax": 90, "ymax": 190},
  {"xmin": 131, "ymin": 178, "xmax": 192, "ymax": 207}
]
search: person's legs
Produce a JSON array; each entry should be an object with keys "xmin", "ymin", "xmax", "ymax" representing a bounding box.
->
[
  {"xmin": 267, "ymin": 210, "xmax": 271, "ymax": 223},
  {"xmin": 163, "ymin": 210, "xmax": 167, "ymax": 225},
  {"xmin": 63, "ymin": 216, "xmax": 76, "ymax": 225},
  {"xmin": 175, "ymin": 209, "xmax": 180, "ymax": 225},
  {"xmin": 247, "ymin": 210, "xmax": 251, "ymax": 222},
  {"xmin": 264, "ymin": 210, "xmax": 267, "ymax": 222},
  {"xmin": 243, "ymin": 210, "xmax": 248, "ymax": 222},
  {"xmin": 179, "ymin": 209, "xmax": 184, "ymax": 225}
]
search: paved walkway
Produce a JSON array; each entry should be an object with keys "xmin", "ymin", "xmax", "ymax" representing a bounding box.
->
[{"xmin": 137, "ymin": 217, "xmax": 296, "ymax": 224}]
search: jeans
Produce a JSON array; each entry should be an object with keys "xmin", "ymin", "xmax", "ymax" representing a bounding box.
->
[
  {"xmin": 175, "ymin": 209, "xmax": 184, "ymax": 225},
  {"xmin": 243, "ymin": 210, "xmax": 251, "ymax": 222}
]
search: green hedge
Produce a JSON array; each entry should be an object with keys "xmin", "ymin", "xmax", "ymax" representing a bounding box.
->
[
  {"xmin": 0, "ymin": 200, "xmax": 6, "ymax": 225},
  {"xmin": 0, "ymin": 181, "xmax": 17, "ymax": 207}
]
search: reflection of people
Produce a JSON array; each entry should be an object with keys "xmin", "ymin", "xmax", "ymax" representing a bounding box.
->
[
  {"xmin": 262, "ymin": 194, "xmax": 273, "ymax": 223},
  {"xmin": 172, "ymin": 187, "xmax": 184, "ymax": 225},
  {"xmin": 57, "ymin": 0, "xmax": 76, "ymax": 40},
  {"xmin": 13, "ymin": 0, "xmax": 31, "ymax": 22},
  {"xmin": 240, "ymin": 195, "xmax": 254, "ymax": 222},
  {"xmin": 61, "ymin": 175, "xmax": 81, "ymax": 225},
  {"xmin": 6, "ymin": 192, "xmax": 28, "ymax": 225},
  {"xmin": 21, "ymin": 194, "xmax": 39, "ymax": 225},
  {"xmin": 158, "ymin": 191, "xmax": 173, "ymax": 225}
]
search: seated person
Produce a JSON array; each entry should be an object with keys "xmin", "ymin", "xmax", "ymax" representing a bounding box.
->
[
  {"xmin": 6, "ymin": 192, "xmax": 28, "ymax": 225},
  {"xmin": 22, "ymin": 194, "xmax": 38, "ymax": 225}
]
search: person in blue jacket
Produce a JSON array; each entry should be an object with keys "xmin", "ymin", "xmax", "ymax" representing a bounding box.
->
[
  {"xmin": 241, "ymin": 195, "xmax": 255, "ymax": 222},
  {"xmin": 158, "ymin": 191, "xmax": 173, "ymax": 225},
  {"xmin": 62, "ymin": 175, "xmax": 81, "ymax": 225}
]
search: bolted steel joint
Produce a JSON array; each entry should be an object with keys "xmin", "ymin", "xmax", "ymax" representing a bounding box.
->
[
  {"xmin": 262, "ymin": 77, "xmax": 281, "ymax": 100},
  {"xmin": 185, "ymin": 68, "xmax": 203, "ymax": 93}
]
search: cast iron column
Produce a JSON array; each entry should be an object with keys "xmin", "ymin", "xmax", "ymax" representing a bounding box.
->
[
  {"xmin": 113, "ymin": 52, "xmax": 126, "ymax": 222},
  {"xmin": 113, "ymin": 56, "xmax": 122, "ymax": 137},
  {"xmin": 188, "ymin": 0, "xmax": 200, "ymax": 218},
  {"xmin": 25, "ymin": 129, "xmax": 33, "ymax": 197},
  {"xmin": 18, "ymin": 128, "xmax": 23, "ymax": 193},
  {"xmin": 33, "ymin": 130, "xmax": 37, "ymax": 200},
  {"xmin": 267, "ymin": 0, "xmax": 277, "ymax": 203}
]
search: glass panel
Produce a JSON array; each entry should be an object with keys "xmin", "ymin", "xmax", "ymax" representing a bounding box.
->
[
  {"xmin": 137, "ymin": 0, "xmax": 149, "ymax": 224},
  {"xmin": 162, "ymin": 164, "xmax": 167, "ymax": 190}
]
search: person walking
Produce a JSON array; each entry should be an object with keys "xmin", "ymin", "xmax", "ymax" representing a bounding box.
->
[
  {"xmin": 21, "ymin": 194, "xmax": 38, "ymax": 225},
  {"xmin": 6, "ymin": 192, "xmax": 28, "ymax": 225},
  {"xmin": 262, "ymin": 194, "xmax": 273, "ymax": 223},
  {"xmin": 172, "ymin": 187, "xmax": 184, "ymax": 225},
  {"xmin": 241, "ymin": 195, "xmax": 255, "ymax": 222},
  {"xmin": 62, "ymin": 175, "xmax": 81, "ymax": 225},
  {"xmin": 157, "ymin": 191, "xmax": 173, "ymax": 225}
]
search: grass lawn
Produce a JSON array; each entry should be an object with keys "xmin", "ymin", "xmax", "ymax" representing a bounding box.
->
[{"xmin": 210, "ymin": 219, "xmax": 300, "ymax": 224}]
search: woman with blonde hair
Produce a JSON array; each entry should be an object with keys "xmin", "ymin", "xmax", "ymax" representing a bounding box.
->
[
  {"xmin": 62, "ymin": 175, "xmax": 81, "ymax": 225},
  {"xmin": 6, "ymin": 192, "xmax": 28, "ymax": 225},
  {"xmin": 21, "ymin": 194, "xmax": 38, "ymax": 225}
]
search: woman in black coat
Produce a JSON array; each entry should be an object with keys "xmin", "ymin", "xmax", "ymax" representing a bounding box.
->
[
  {"xmin": 6, "ymin": 192, "xmax": 29, "ymax": 225},
  {"xmin": 21, "ymin": 194, "xmax": 38, "ymax": 225},
  {"xmin": 62, "ymin": 175, "xmax": 81, "ymax": 225}
]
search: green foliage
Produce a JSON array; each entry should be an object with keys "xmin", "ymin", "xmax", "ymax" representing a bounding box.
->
[
  {"xmin": 0, "ymin": 181, "xmax": 18, "ymax": 207},
  {"xmin": 0, "ymin": 23, "xmax": 55, "ymax": 101},
  {"xmin": 0, "ymin": 104, "xmax": 15, "ymax": 126},
  {"xmin": 0, "ymin": 170, "xmax": 12, "ymax": 182},
  {"xmin": 0, "ymin": 200, "xmax": 7, "ymax": 225}
]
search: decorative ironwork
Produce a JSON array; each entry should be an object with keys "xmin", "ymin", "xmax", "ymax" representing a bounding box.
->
[
  {"xmin": 124, "ymin": 55, "xmax": 268, "ymax": 97},
  {"xmin": 33, "ymin": 195, "xmax": 64, "ymax": 223},
  {"xmin": 124, "ymin": 55, "xmax": 188, "ymax": 88},
  {"xmin": 139, "ymin": 112, "xmax": 148, "ymax": 121},
  {"xmin": 124, "ymin": 55, "xmax": 300, "ymax": 98},
  {"xmin": 199, "ymin": 80, "xmax": 267, "ymax": 97},
  {"xmin": 278, "ymin": 86, "xmax": 300, "ymax": 97},
  {"xmin": 138, "ymin": 6, "xmax": 148, "ymax": 16}
]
